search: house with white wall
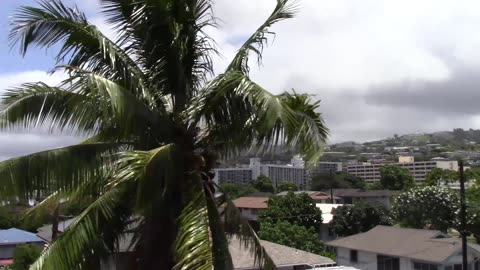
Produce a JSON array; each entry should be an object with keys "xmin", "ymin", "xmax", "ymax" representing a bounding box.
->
[{"xmin": 326, "ymin": 226, "xmax": 480, "ymax": 270}]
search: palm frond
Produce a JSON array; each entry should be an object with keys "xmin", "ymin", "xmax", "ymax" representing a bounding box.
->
[
  {"xmin": 190, "ymin": 71, "xmax": 293, "ymax": 157},
  {"xmin": 0, "ymin": 82, "xmax": 103, "ymax": 134},
  {"xmin": 30, "ymin": 183, "xmax": 134, "ymax": 270},
  {"xmin": 220, "ymin": 194, "xmax": 276, "ymax": 269},
  {"xmin": 227, "ymin": 0, "xmax": 297, "ymax": 74},
  {"xmin": 0, "ymin": 143, "xmax": 122, "ymax": 201},
  {"xmin": 173, "ymin": 188, "xmax": 214, "ymax": 270},
  {"xmin": 9, "ymin": 0, "xmax": 149, "ymax": 101},
  {"xmin": 100, "ymin": 0, "xmax": 217, "ymax": 111},
  {"xmin": 112, "ymin": 144, "xmax": 178, "ymax": 212}
]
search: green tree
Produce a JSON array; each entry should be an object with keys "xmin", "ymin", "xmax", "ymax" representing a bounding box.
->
[
  {"xmin": 259, "ymin": 192, "xmax": 322, "ymax": 232},
  {"xmin": 219, "ymin": 183, "xmax": 258, "ymax": 200},
  {"xmin": 12, "ymin": 244, "xmax": 42, "ymax": 270},
  {"xmin": 424, "ymin": 168, "xmax": 458, "ymax": 186},
  {"xmin": 379, "ymin": 165, "xmax": 415, "ymax": 190},
  {"xmin": 258, "ymin": 221, "xmax": 324, "ymax": 254},
  {"xmin": 277, "ymin": 182, "xmax": 298, "ymax": 192},
  {"xmin": 466, "ymin": 184, "xmax": 480, "ymax": 243},
  {"xmin": 251, "ymin": 176, "xmax": 275, "ymax": 193},
  {"xmin": 330, "ymin": 201, "xmax": 392, "ymax": 237},
  {"xmin": 311, "ymin": 172, "xmax": 366, "ymax": 190},
  {"xmin": 392, "ymin": 186, "xmax": 458, "ymax": 232},
  {"xmin": 0, "ymin": 0, "xmax": 328, "ymax": 269},
  {"xmin": 0, "ymin": 206, "xmax": 16, "ymax": 229}
]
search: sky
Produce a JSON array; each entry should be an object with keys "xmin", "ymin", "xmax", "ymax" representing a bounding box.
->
[{"xmin": 2, "ymin": 0, "xmax": 480, "ymax": 159}]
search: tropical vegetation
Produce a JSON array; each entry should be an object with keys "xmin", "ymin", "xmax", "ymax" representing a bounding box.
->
[{"xmin": 0, "ymin": 0, "xmax": 328, "ymax": 269}]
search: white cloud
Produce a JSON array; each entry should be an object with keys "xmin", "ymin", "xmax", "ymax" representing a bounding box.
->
[
  {"xmin": 0, "ymin": 70, "xmax": 66, "ymax": 94},
  {"xmin": 208, "ymin": 0, "xmax": 480, "ymax": 142}
]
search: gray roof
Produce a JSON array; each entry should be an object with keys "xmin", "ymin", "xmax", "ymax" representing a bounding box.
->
[
  {"xmin": 327, "ymin": 226, "xmax": 480, "ymax": 263},
  {"xmin": 328, "ymin": 189, "xmax": 396, "ymax": 197},
  {"xmin": 0, "ymin": 228, "xmax": 45, "ymax": 245},
  {"xmin": 37, "ymin": 218, "xmax": 76, "ymax": 242},
  {"xmin": 229, "ymin": 237, "xmax": 334, "ymax": 269}
]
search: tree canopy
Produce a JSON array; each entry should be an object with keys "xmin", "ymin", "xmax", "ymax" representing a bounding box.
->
[
  {"xmin": 0, "ymin": 0, "xmax": 329, "ymax": 269},
  {"xmin": 219, "ymin": 183, "xmax": 258, "ymax": 200},
  {"xmin": 251, "ymin": 176, "xmax": 276, "ymax": 193},
  {"xmin": 12, "ymin": 244, "xmax": 42, "ymax": 270},
  {"xmin": 392, "ymin": 186, "xmax": 458, "ymax": 232},
  {"xmin": 379, "ymin": 165, "xmax": 415, "ymax": 190},
  {"xmin": 258, "ymin": 221, "xmax": 324, "ymax": 254},
  {"xmin": 258, "ymin": 192, "xmax": 322, "ymax": 232},
  {"xmin": 311, "ymin": 172, "xmax": 366, "ymax": 190},
  {"xmin": 277, "ymin": 182, "xmax": 298, "ymax": 192},
  {"xmin": 424, "ymin": 168, "xmax": 458, "ymax": 186},
  {"xmin": 330, "ymin": 201, "xmax": 392, "ymax": 237}
]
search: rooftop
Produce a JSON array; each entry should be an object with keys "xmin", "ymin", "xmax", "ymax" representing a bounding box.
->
[
  {"xmin": 229, "ymin": 237, "xmax": 334, "ymax": 269},
  {"xmin": 233, "ymin": 197, "xmax": 269, "ymax": 209},
  {"xmin": 0, "ymin": 228, "xmax": 45, "ymax": 245},
  {"xmin": 327, "ymin": 226, "xmax": 480, "ymax": 263},
  {"xmin": 328, "ymin": 189, "xmax": 396, "ymax": 197}
]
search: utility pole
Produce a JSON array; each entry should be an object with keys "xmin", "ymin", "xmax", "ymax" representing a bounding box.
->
[{"xmin": 459, "ymin": 160, "xmax": 468, "ymax": 270}]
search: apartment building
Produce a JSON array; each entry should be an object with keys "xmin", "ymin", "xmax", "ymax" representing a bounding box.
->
[
  {"xmin": 346, "ymin": 157, "xmax": 458, "ymax": 183},
  {"xmin": 310, "ymin": 162, "xmax": 343, "ymax": 177},
  {"xmin": 213, "ymin": 156, "xmax": 310, "ymax": 189}
]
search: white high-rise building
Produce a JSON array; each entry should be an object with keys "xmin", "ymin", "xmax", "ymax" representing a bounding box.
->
[
  {"xmin": 346, "ymin": 156, "xmax": 458, "ymax": 183},
  {"xmin": 213, "ymin": 157, "xmax": 311, "ymax": 190}
]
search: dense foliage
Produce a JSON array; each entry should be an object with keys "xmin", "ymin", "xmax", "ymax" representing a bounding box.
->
[
  {"xmin": 330, "ymin": 201, "xmax": 392, "ymax": 237},
  {"xmin": 12, "ymin": 244, "xmax": 42, "ymax": 270},
  {"xmin": 0, "ymin": 0, "xmax": 329, "ymax": 269},
  {"xmin": 251, "ymin": 176, "xmax": 276, "ymax": 193},
  {"xmin": 424, "ymin": 168, "xmax": 458, "ymax": 186},
  {"xmin": 258, "ymin": 192, "xmax": 322, "ymax": 232},
  {"xmin": 219, "ymin": 183, "xmax": 259, "ymax": 200},
  {"xmin": 392, "ymin": 186, "xmax": 458, "ymax": 232},
  {"xmin": 379, "ymin": 165, "xmax": 415, "ymax": 190},
  {"xmin": 277, "ymin": 182, "xmax": 298, "ymax": 192},
  {"xmin": 311, "ymin": 172, "xmax": 366, "ymax": 190},
  {"xmin": 258, "ymin": 221, "xmax": 324, "ymax": 254}
]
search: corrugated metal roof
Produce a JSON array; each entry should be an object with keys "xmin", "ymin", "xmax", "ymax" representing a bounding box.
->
[{"xmin": 0, "ymin": 228, "xmax": 44, "ymax": 245}]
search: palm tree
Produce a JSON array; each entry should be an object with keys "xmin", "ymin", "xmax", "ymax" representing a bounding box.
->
[{"xmin": 0, "ymin": 0, "xmax": 328, "ymax": 269}]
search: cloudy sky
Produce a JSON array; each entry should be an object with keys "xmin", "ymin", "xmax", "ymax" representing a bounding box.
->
[{"xmin": 1, "ymin": 0, "xmax": 480, "ymax": 159}]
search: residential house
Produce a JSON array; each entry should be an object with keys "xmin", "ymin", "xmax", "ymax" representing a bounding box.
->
[
  {"xmin": 0, "ymin": 228, "xmax": 45, "ymax": 267},
  {"xmin": 233, "ymin": 197, "xmax": 269, "ymax": 221},
  {"xmin": 229, "ymin": 236, "xmax": 334, "ymax": 270},
  {"xmin": 327, "ymin": 189, "xmax": 396, "ymax": 208},
  {"xmin": 276, "ymin": 191, "xmax": 342, "ymax": 204},
  {"xmin": 326, "ymin": 225, "xmax": 480, "ymax": 270},
  {"xmin": 233, "ymin": 196, "xmax": 342, "ymax": 241},
  {"xmin": 316, "ymin": 204, "xmax": 343, "ymax": 241},
  {"xmin": 37, "ymin": 219, "xmax": 336, "ymax": 270}
]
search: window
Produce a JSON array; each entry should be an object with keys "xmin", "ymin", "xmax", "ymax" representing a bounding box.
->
[
  {"xmin": 350, "ymin": 250, "xmax": 358, "ymax": 263},
  {"xmin": 377, "ymin": 255, "xmax": 399, "ymax": 270},
  {"xmin": 445, "ymin": 265, "xmax": 462, "ymax": 270},
  {"xmin": 413, "ymin": 262, "xmax": 438, "ymax": 270}
]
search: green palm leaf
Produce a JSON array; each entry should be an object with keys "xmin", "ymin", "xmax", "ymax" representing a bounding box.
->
[
  {"xmin": 30, "ymin": 183, "xmax": 134, "ymax": 270},
  {"xmin": 0, "ymin": 82, "xmax": 103, "ymax": 134},
  {"xmin": 0, "ymin": 143, "xmax": 122, "ymax": 201}
]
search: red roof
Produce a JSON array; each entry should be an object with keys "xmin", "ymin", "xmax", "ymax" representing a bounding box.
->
[
  {"xmin": 233, "ymin": 197, "xmax": 269, "ymax": 209},
  {"xmin": 0, "ymin": 259, "xmax": 13, "ymax": 265}
]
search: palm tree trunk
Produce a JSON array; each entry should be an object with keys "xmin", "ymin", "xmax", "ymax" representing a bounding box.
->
[{"xmin": 51, "ymin": 204, "xmax": 60, "ymax": 241}]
